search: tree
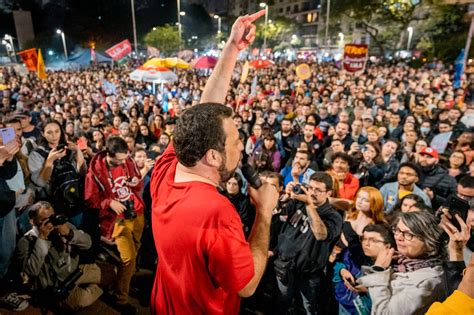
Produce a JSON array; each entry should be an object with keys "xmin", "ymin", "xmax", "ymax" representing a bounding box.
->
[
  {"xmin": 254, "ymin": 17, "xmax": 296, "ymax": 48},
  {"xmin": 143, "ymin": 25, "xmax": 182, "ymax": 56}
]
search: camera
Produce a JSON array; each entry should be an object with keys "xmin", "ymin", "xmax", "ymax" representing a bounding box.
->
[
  {"xmin": 48, "ymin": 214, "xmax": 69, "ymax": 226},
  {"xmin": 292, "ymin": 184, "xmax": 307, "ymax": 195},
  {"xmin": 123, "ymin": 199, "xmax": 137, "ymax": 219},
  {"xmin": 360, "ymin": 145, "xmax": 368, "ymax": 153}
]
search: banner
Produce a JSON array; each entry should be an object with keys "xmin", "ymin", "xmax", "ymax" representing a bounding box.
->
[
  {"xmin": 147, "ymin": 46, "xmax": 160, "ymax": 58},
  {"xmin": 17, "ymin": 48, "xmax": 37, "ymax": 72},
  {"xmin": 342, "ymin": 44, "xmax": 368, "ymax": 72},
  {"xmin": 37, "ymin": 48, "xmax": 46, "ymax": 80},
  {"xmin": 240, "ymin": 61, "xmax": 249, "ymax": 83},
  {"xmin": 105, "ymin": 39, "xmax": 132, "ymax": 61}
]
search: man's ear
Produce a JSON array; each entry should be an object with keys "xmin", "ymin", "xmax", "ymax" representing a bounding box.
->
[{"xmin": 204, "ymin": 149, "xmax": 222, "ymax": 168}]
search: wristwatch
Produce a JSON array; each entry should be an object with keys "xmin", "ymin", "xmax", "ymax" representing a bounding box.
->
[{"xmin": 372, "ymin": 265, "xmax": 386, "ymax": 272}]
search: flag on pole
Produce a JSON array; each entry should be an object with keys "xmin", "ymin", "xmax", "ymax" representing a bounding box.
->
[
  {"xmin": 37, "ymin": 48, "xmax": 46, "ymax": 80},
  {"xmin": 454, "ymin": 49, "xmax": 465, "ymax": 89},
  {"xmin": 250, "ymin": 75, "xmax": 258, "ymax": 97},
  {"xmin": 147, "ymin": 46, "xmax": 160, "ymax": 58},
  {"xmin": 17, "ymin": 48, "xmax": 38, "ymax": 72}
]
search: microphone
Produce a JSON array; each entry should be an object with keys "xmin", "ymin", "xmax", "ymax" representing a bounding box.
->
[{"xmin": 241, "ymin": 164, "xmax": 262, "ymax": 189}]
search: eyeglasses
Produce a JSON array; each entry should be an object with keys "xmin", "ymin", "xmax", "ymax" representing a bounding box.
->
[
  {"xmin": 359, "ymin": 236, "xmax": 386, "ymax": 245},
  {"xmin": 392, "ymin": 227, "xmax": 416, "ymax": 241},
  {"xmin": 307, "ymin": 187, "xmax": 327, "ymax": 194}
]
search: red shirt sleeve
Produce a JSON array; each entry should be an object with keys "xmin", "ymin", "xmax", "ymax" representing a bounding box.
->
[{"xmin": 207, "ymin": 215, "xmax": 255, "ymax": 294}]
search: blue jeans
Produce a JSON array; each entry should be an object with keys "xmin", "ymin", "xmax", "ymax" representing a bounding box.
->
[
  {"xmin": 0, "ymin": 209, "xmax": 17, "ymax": 279},
  {"xmin": 276, "ymin": 272, "xmax": 322, "ymax": 315}
]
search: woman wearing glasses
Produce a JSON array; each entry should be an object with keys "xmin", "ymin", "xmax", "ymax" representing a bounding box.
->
[{"xmin": 358, "ymin": 211, "xmax": 445, "ymax": 315}]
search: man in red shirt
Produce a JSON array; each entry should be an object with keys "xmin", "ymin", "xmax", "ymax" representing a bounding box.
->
[
  {"xmin": 150, "ymin": 11, "xmax": 279, "ymax": 315},
  {"xmin": 85, "ymin": 136, "xmax": 144, "ymax": 314}
]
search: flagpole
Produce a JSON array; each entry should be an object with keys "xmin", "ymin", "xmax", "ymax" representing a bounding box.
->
[
  {"xmin": 131, "ymin": 0, "xmax": 138, "ymax": 54},
  {"xmin": 463, "ymin": 5, "xmax": 474, "ymax": 71}
]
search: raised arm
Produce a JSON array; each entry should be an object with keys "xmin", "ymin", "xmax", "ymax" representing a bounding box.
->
[{"xmin": 201, "ymin": 10, "xmax": 265, "ymax": 104}]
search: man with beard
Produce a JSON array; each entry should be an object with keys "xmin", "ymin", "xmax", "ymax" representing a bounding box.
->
[
  {"xmin": 323, "ymin": 121, "xmax": 353, "ymax": 151},
  {"xmin": 150, "ymin": 11, "xmax": 279, "ymax": 315},
  {"xmin": 280, "ymin": 149, "xmax": 316, "ymax": 187},
  {"xmin": 417, "ymin": 147, "xmax": 457, "ymax": 210},
  {"xmin": 380, "ymin": 162, "xmax": 431, "ymax": 212},
  {"xmin": 85, "ymin": 136, "xmax": 144, "ymax": 314},
  {"xmin": 274, "ymin": 118, "xmax": 294, "ymax": 167}
]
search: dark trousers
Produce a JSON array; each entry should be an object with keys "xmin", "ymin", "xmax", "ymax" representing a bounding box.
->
[{"xmin": 276, "ymin": 272, "xmax": 322, "ymax": 315}]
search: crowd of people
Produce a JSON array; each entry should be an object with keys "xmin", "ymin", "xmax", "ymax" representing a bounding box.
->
[{"xmin": 1, "ymin": 15, "xmax": 474, "ymax": 314}]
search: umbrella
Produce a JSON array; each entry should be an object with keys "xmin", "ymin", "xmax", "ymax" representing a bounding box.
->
[
  {"xmin": 143, "ymin": 57, "xmax": 190, "ymax": 69},
  {"xmin": 191, "ymin": 56, "xmax": 218, "ymax": 69},
  {"xmin": 249, "ymin": 59, "xmax": 274, "ymax": 69},
  {"xmin": 129, "ymin": 65, "xmax": 178, "ymax": 83}
]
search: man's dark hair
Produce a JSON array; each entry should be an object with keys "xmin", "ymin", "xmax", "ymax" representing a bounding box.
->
[
  {"xmin": 309, "ymin": 172, "xmax": 333, "ymax": 192},
  {"xmin": 260, "ymin": 171, "xmax": 284, "ymax": 188},
  {"xmin": 174, "ymin": 103, "xmax": 233, "ymax": 167},
  {"xmin": 80, "ymin": 115, "xmax": 91, "ymax": 122},
  {"xmin": 332, "ymin": 151, "xmax": 352, "ymax": 166},
  {"xmin": 363, "ymin": 224, "xmax": 396, "ymax": 248},
  {"xmin": 106, "ymin": 136, "xmax": 129, "ymax": 156},
  {"xmin": 438, "ymin": 119, "xmax": 451, "ymax": 126},
  {"xmin": 3, "ymin": 117, "xmax": 21, "ymax": 125},
  {"xmin": 459, "ymin": 175, "xmax": 474, "ymax": 189},
  {"xmin": 304, "ymin": 122, "xmax": 316, "ymax": 128},
  {"xmin": 385, "ymin": 138, "xmax": 400, "ymax": 149},
  {"xmin": 399, "ymin": 162, "xmax": 421, "ymax": 178},
  {"xmin": 296, "ymin": 149, "xmax": 312, "ymax": 161}
]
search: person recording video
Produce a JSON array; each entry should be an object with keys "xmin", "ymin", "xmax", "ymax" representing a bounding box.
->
[{"xmin": 149, "ymin": 10, "xmax": 279, "ymax": 315}]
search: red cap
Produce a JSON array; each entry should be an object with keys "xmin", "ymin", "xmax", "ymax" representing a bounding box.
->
[{"xmin": 420, "ymin": 147, "xmax": 439, "ymax": 159}]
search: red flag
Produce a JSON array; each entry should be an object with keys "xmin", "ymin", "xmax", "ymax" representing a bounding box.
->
[
  {"xmin": 17, "ymin": 48, "xmax": 38, "ymax": 72},
  {"xmin": 105, "ymin": 39, "xmax": 132, "ymax": 61}
]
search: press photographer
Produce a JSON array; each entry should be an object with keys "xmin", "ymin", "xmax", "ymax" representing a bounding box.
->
[
  {"xmin": 15, "ymin": 201, "xmax": 103, "ymax": 311},
  {"xmin": 85, "ymin": 136, "xmax": 144, "ymax": 314},
  {"xmin": 273, "ymin": 172, "xmax": 343, "ymax": 314}
]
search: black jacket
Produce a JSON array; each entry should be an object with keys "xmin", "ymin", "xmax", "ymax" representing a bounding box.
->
[
  {"xmin": 0, "ymin": 160, "xmax": 18, "ymax": 218},
  {"xmin": 418, "ymin": 164, "xmax": 457, "ymax": 209},
  {"xmin": 275, "ymin": 199, "xmax": 343, "ymax": 274}
]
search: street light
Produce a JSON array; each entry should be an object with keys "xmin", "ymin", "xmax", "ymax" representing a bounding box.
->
[
  {"xmin": 177, "ymin": 0, "xmax": 182, "ymax": 50},
  {"xmin": 180, "ymin": 11, "xmax": 186, "ymax": 16},
  {"xmin": 3, "ymin": 34, "xmax": 16, "ymax": 62},
  {"xmin": 407, "ymin": 26, "xmax": 414, "ymax": 51},
  {"xmin": 214, "ymin": 15, "xmax": 222, "ymax": 34},
  {"xmin": 325, "ymin": 0, "xmax": 331, "ymax": 47},
  {"xmin": 259, "ymin": 2, "xmax": 269, "ymax": 52},
  {"xmin": 56, "ymin": 29, "xmax": 68, "ymax": 59}
]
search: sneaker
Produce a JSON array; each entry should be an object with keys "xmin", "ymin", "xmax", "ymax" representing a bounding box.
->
[
  {"xmin": 113, "ymin": 302, "xmax": 137, "ymax": 315},
  {"xmin": 0, "ymin": 293, "xmax": 29, "ymax": 311}
]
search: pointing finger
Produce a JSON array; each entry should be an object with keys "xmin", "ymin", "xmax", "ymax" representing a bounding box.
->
[{"xmin": 247, "ymin": 9, "xmax": 266, "ymax": 23}]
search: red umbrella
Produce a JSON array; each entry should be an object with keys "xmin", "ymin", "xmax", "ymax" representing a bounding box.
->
[
  {"xmin": 191, "ymin": 56, "xmax": 218, "ymax": 69},
  {"xmin": 250, "ymin": 59, "xmax": 274, "ymax": 69}
]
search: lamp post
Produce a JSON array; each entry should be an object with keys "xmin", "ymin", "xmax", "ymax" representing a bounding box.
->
[
  {"xmin": 214, "ymin": 15, "xmax": 221, "ymax": 35},
  {"xmin": 2, "ymin": 35, "xmax": 15, "ymax": 62},
  {"xmin": 324, "ymin": 0, "xmax": 331, "ymax": 47},
  {"xmin": 56, "ymin": 29, "xmax": 68, "ymax": 59},
  {"xmin": 259, "ymin": 2, "xmax": 269, "ymax": 52},
  {"xmin": 407, "ymin": 26, "xmax": 413, "ymax": 51},
  {"xmin": 130, "ymin": 0, "xmax": 138, "ymax": 54}
]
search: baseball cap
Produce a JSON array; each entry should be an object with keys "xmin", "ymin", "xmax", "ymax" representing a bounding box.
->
[
  {"xmin": 361, "ymin": 114, "xmax": 374, "ymax": 122},
  {"xmin": 420, "ymin": 147, "xmax": 439, "ymax": 159}
]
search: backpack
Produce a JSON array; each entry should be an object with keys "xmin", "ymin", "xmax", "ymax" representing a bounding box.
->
[{"xmin": 36, "ymin": 148, "xmax": 84, "ymax": 215}]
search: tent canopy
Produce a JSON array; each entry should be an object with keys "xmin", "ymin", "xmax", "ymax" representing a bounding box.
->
[{"xmin": 67, "ymin": 49, "xmax": 112, "ymax": 68}]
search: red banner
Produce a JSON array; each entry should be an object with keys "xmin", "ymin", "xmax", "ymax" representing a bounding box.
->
[
  {"xmin": 105, "ymin": 39, "xmax": 132, "ymax": 61},
  {"xmin": 343, "ymin": 44, "xmax": 368, "ymax": 72},
  {"xmin": 17, "ymin": 48, "xmax": 38, "ymax": 72}
]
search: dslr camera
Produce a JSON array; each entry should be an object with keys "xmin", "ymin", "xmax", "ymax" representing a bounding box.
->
[
  {"xmin": 292, "ymin": 184, "xmax": 307, "ymax": 195},
  {"xmin": 122, "ymin": 199, "xmax": 137, "ymax": 219},
  {"xmin": 48, "ymin": 214, "xmax": 69, "ymax": 226}
]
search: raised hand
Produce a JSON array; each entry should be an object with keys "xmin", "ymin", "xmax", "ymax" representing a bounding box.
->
[{"xmin": 228, "ymin": 10, "xmax": 266, "ymax": 52}]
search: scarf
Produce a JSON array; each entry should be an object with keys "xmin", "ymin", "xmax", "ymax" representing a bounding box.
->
[{"xmin": 393, "ymin": 254, "xmax": 442, "ymax": 273}]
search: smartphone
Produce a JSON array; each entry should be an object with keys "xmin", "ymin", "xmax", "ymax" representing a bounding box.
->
[
  {"xmin": 77, "ymin": 137, "xmax": 88, "ymax": 150},
  {"xmin": 446, "ymin": 195, "xmax": 470, "ymax": 231},
  {"xmin": 0, "ymin": 127, "xmax": 16, "ymax": 145},
  {"xmin": 56, "ymin": 144, "xmax": 67, "ymax": 151}
]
